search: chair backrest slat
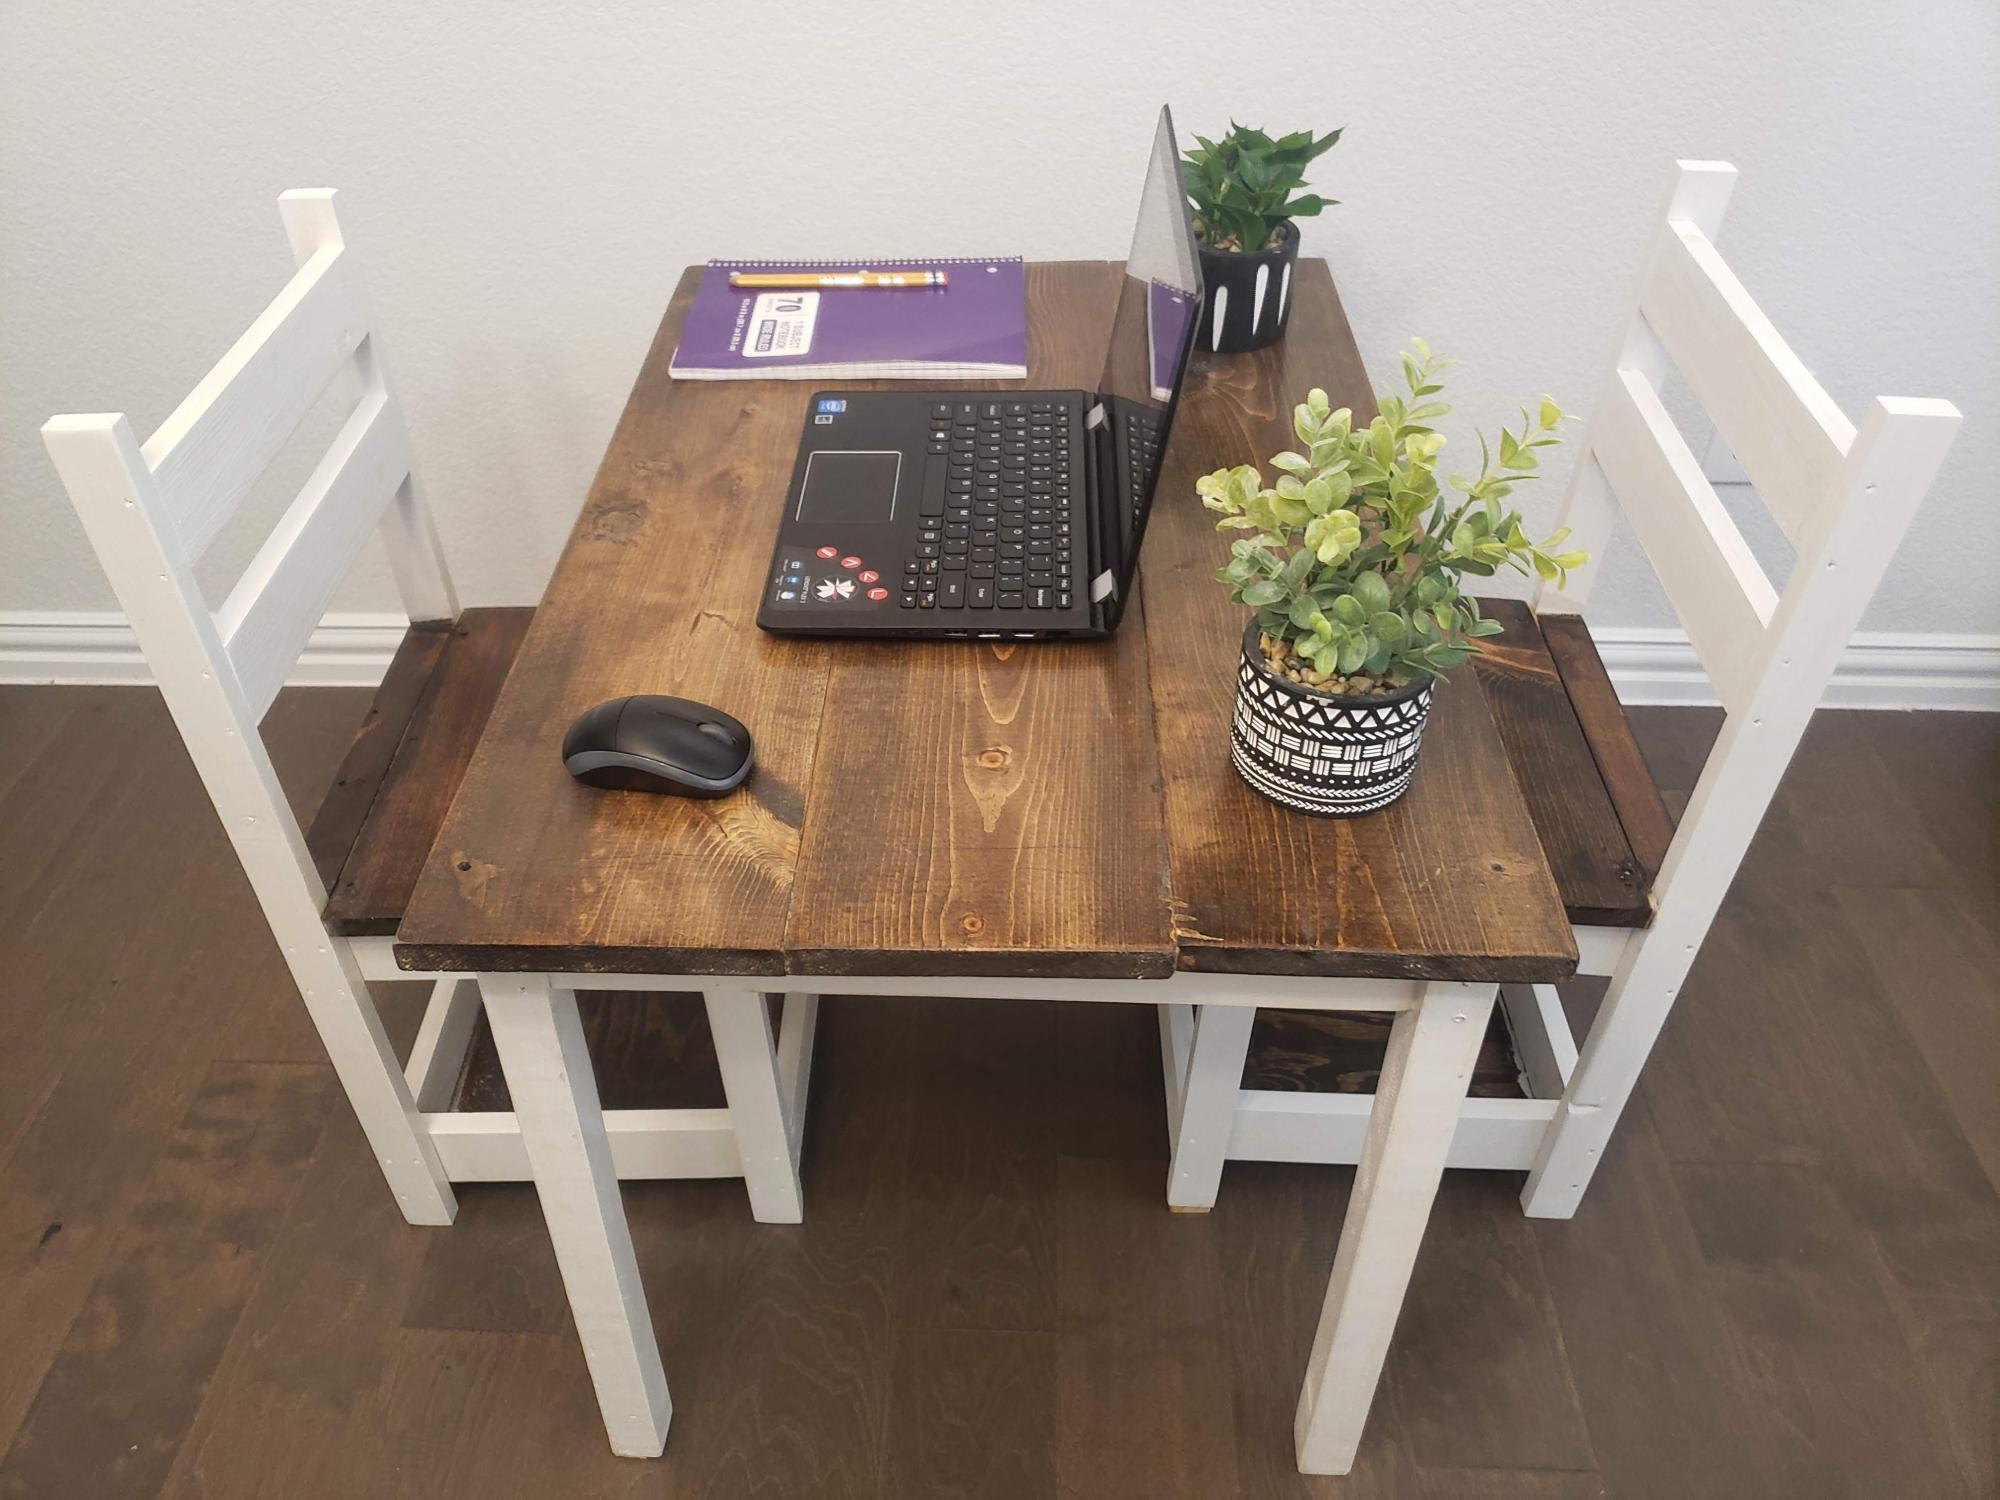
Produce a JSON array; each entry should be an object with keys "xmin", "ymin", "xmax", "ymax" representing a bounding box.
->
[
  {"xmin": 217, "ymin": 385, "xmax": 414, "ymax": 719},
  {"xmin": 140, "ymin": 245, "xmax": 371, "ymax": 558},
  {"xmin": 1539, "ymin": 159, "xmax": 1961, "ymax": 936},
  {"xmin": 1590, "ymin": 369, "xmax": 1777, "ymax": 713},
  {"xmin": 1637, "ymin": 219, "xmax": 1857, "ymax": 548},
  {"xmin": 44, "ymin": 188, "xmax": 461, "ymax": 913}
]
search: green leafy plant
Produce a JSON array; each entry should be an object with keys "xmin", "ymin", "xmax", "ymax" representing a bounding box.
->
[
  {"xmin": 1196, "ymin": 341, "xmax": 1589, "ymax": 694},
  {"xmin": 1183, "ymin": 123, "xmax": 1343, "ymax": 252}
]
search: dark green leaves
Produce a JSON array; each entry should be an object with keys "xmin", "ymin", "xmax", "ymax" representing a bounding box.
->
[{"xmin": 1182, "ymin": 120, "xmax": 1344, "ymax": 250}]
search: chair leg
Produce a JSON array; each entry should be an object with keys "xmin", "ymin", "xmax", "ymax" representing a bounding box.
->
[
  {"xmin": 705, "ymin": 987, "xmax": 806, "ymax": 1225},
  {"xmin": 1522, "ymin": 928, "xmax": 1679, "ymax": 1219},
  {"xmin": 306, "ymin": 947, "xmax": 457, "ymax": 1225},
  {"xmin": 1166, "ymin": 1002, "xmax": 1256, "ymax": 1211},
  {"xmin": 1294, "ymin": 982, "xmax": 1498, "ymax": 1475},
  {"xmin": 483, "ymin": 974, "xmax": 671, "ymax": 1457}
]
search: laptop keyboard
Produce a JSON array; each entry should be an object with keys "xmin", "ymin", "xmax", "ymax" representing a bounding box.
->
[
  {"xmin": 907, "ymin": 400, "xmax": 1075, "ymax": 612},
  {"xmin": 1121, "ymin": 405, "xmax": 1164, "ymax": 536}
]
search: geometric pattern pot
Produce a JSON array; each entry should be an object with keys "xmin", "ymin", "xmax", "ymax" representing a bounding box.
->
[{"xmin": 1229, "ymin": 625, "xmax": 1434, "ymax": 817}]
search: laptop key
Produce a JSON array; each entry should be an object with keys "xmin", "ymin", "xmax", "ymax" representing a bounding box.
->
[
  {"xmin": 1029, "ymin": 588, "xmax": 1052, "ymax": 609},
  {"xmin": 1056, "ymin": 591, "xmax": 1073, "ymax": 609},
  {"xmin": 970, "ymin": 582, "xmax": 995, "ymax": 608},
  {"xmin": 941, "ymin": 578, "xmax": 965, "ymax": 608},
  {"xmin": 998, "ymin": 592, "xmax": 1024, "ymax": 609}
]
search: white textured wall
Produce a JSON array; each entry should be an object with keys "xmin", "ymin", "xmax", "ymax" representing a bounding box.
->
[{"xmin": 3, "ymin": 0, "xmax": 1994, "ymax": 633}]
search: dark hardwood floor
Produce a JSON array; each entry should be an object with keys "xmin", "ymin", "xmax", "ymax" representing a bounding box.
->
[{"xmin": 0, "ymin": 686, "xmax": 1993, "ymax": 1498}]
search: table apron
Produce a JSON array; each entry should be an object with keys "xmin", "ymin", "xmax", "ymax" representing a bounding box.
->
[{"xmin": 423, "ymin": 967, "xmax": 1427, "ymax": 1011}]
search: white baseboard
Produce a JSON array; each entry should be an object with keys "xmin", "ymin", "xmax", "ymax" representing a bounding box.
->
[
  {"xmin": 0, "ymin": 611, "xmax": 407, "ymax": 687},
  {"xmin": 2, "ymin": 611, "xmax": 1996, "ymax": 711},
  {"xmin": 1590, "ymin": 626, "xmax": 2000, "ymax": 711}
]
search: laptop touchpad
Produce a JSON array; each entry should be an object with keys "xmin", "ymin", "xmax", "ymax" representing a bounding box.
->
[{"xmin": 797, "ymin": 450, "xmax": 901, "ymax": 524}]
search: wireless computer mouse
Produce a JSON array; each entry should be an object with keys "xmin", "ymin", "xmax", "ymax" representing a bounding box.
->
[{"xmin": 561, "ymin": 695, "xmax": 754, "ymax": 797}]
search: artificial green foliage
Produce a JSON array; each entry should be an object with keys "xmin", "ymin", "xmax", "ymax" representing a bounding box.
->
[
  {"xmin": 1197, "ymin": 342, "xmax": 1589, "ymax": 687},
  {"xmin": 1182, "ymin": 123, "xmax": 1342, "ymax": 252}
]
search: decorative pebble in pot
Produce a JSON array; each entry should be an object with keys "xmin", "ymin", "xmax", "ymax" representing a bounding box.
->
[{"xmin": 1197, "ymin": 345, "xmax": 1591, "ymax": 815}]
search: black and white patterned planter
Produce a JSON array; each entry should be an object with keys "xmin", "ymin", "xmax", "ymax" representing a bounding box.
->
[
  {"xmin": 1196, "ymin": 222, "xmax": 1300, "ymax": 353},
  {"xmin": 1229, "ymin": 623, "xmax": 1434, "ymax": 817}
]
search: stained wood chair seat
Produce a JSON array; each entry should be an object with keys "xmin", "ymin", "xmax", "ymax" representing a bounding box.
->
[
  {"xmin": 306, "ymin": 607, "xmax": 533, "ymax": 936},
  {"xmin": 1471, "ymin": 598, "xmax": 1673, "ymax": 928}
]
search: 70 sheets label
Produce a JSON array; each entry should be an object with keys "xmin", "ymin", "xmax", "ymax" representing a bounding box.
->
[{"xmin": 740, "ymin": 291, "xmax": 818, "ymax": 357}]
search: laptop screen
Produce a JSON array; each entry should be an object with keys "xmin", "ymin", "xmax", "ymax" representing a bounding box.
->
[{"xmin": 1092, "ymin": 105, "xmax": 1204, "ymax": 612}]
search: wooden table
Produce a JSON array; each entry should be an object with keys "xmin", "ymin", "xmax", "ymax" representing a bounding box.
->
[{"xmin": 394, "ymin": 260, "xmax": 1576, "ymax": 1474}]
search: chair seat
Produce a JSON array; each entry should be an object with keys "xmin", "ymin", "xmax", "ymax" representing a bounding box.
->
[
  {"xmin": 1471, "ymin": 599, "xmax": 1673, "ymax": 928},
  {"xmin": 306, "ymin": 607, "xmax": 533, "ymax": 936}
]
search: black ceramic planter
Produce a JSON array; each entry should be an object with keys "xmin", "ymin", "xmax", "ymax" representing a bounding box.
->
[
  {"xmin": 1229, "ymin": 622, "xmax": 1434, "ymax": 816},
  {"xmin": 1197, "ymin": 222, "xmax": 1300, "ymax": 354}
]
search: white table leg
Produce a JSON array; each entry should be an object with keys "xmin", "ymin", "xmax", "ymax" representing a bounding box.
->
[
  {"xmin": 1293, "ymin": 981, "xmax": 1498, "ymax": 1475},
  {"xmin": 704, "ymin": 987, "xmax": 807, "ymax": 1224},
  {"xmin": 1166, "ymin": 1001, "xmax": 1256, "ymax": 1210},
  {"xmin": 482, "ymin": 974, "xmax": 671, "ymax": 1457}
]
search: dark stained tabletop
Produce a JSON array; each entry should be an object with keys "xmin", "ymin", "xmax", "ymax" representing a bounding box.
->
[{"xmin": 394, "ymin": 260, "xmax": 1576, "ymax": 984}]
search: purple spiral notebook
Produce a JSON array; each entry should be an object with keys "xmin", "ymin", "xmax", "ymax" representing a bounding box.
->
[{"xmin": 668, "ymin": 257, "xmax": 1028, "ymax": 381}]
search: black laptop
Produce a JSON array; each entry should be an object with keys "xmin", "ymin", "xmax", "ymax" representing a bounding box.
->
[{"xmin": 756, "ymin": 106, "xmax": 1203, "ymax": 639}]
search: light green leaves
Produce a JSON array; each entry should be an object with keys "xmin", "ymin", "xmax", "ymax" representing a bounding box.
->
[{"xmin": 1207, "ymin": 341, "xmax": 1589, "ymax": 685}]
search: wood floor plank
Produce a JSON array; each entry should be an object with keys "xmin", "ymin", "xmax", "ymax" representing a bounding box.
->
[
  {"xmin": 1054, "ymin": 1155, "xmax": 1240, "ymax": 1497},
  {"xmin": 1771, "ymin": 711, "xmax": 1956, "ymax": 888},
  {"xmin": 1670, "ymin": 1160, "xmax": 1967, "ymax": 1497},
  {"xmin": 1530, "ymin": 1098, "xmax": 1788, "ymax": 1498},
  {"xmin": 885, "ymin": 1328, "xmax": 1056, "ymax": 1499},
  {"xmin": 1856, "ymin": 709, "xmax": 1999, "ymax": 882},
  {"xmin": 1831, "ymin": 883, "xmax": 2000, "ymax": 1193},
  {"xmin": 1385, "ymin": 1175, "xmax": 1598, "ymax": 1474},
  {"xmin": 159, "ymin": 1108, "xmax": 449, "ymax": 1499},
  {"xmin": 896, "ymin": 999, "xmax": 1059, "ymax": 1334},
  {"xmin": 0, "ymin": 1061, "xmax": 331, "ymax": 1500},
  {"xmin": 4, "ymin": 691, "xmax": 1995, "ymax": 1497},
  {"xmin": 1210, "ymin": 1161, "xmax": 1426, "ymax": 1498}
]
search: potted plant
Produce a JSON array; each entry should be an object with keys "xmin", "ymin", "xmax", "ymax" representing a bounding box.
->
[
  {"xmin": 1182, "ymin": 123, "xmax": 1342, "ymax": 353},
  {"xmin": 1198, "ymin": 341, "xmax": 1589, "ymax": 816}
]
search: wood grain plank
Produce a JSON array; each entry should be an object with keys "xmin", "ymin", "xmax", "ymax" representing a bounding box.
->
[
  {"xmin": 777, "ymin": 263, "xmax": 1177, "ymax": 978},
  {"xmin": 1210, "ymin": 1162, "xmax": 1427, "ymax": 1497},
  {"xmin": 1141, "ymin": 262, "xmax": 1575, "ymax": 981},
  {"xmin": 886, "ymin": 1328, "xmax": 1056, "ymax": 1499},
  {"xmin": 1831, "ymin": 883, "xmax": 2000, "ymax": 1194},
  {"xmin": 316, "ymin": 608, "xmax": 532, "ymax": 935},
  {"xmin": 1242, "ymin": 1007, "xmax": 1522, "ymax": 1097},
  {"xmin": 1385, "ymin": 1174, "xmax": 1598, "ymax": 1474},
  {"xmin": 1540, "ymin": 613, "xmax": 1675, "ymax": 892},
  {"xmin": 1054, "ymin": 1156, "xmax": 1240, "ymax": 1497},
  {"xmin": 302, "ymin": 623, "xmax": 451, "ymax": 894},
  {"xmin": 1472, "ymin": 601, "xmax": 1649, "ymax": 926},
  {"xmin": 0, "ymin": 1061, "xmax": 330, "ymax": 1500},
  {"xmin": 895, "ymin": 998, "xmax": 1059, "ymax": 1334},
  {"xmin": 398, "ymin": 259, "xmax": 1571, "ymax": 983},
  {"xmin": 1672, "ymin": 1160, "xmax": 1967, "ymax": 1496},
  {"xmin": 1531, "ymin": 1102, "xmax": 1786, "ymax": 1497},
  {"xmin": 394, "ymin": 269, "xmax": 833, "ymax": 975}
]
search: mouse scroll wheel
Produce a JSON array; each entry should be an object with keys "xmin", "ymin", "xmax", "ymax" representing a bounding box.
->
[{"xmin": 696, "ymin": 721, "xmax": 733, "ymax": 743}]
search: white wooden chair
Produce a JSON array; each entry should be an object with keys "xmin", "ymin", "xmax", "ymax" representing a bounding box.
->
[
  {"xmin": 43, "ymin": 189, "xmax": 815, "ymax": 1229},
  {"xmin": 1161, "ymin": 160, "xmax": 1962, "ymax": 1218}
]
